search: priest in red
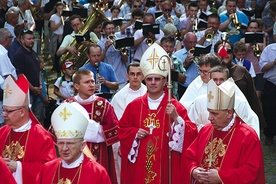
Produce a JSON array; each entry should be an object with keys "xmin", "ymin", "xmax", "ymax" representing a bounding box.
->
[
  {"xmin": 118, "ymin": 43, "xmax": 198, "ymax": 184},
  {"xmin": 0, "ymin": 75, "xmax": 56, "ymax": 184},
  {"xmin": 65, "ymin": 69, "xmax": 118, "ymax": 184},
  {"xmin": 184, "ymin": 78, "xmax": 265, "ymax": 184},
  {"xmin": 36, "ymin": 102, "xmax": 111, "ymax": 184},
  {"xmin": 0, "ymin": 157, "xmax": 16, "ymax": 184}
]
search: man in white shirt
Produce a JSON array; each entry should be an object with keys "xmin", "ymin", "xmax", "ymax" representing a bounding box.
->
[
  {"xmin": 17, "ymin": 0, "xmax": 36, "ymax": 31},
  {"xmin": 56, "ymin": 14, "xmax": 99, "ymax": 57},
  {"xmin": 4, "ymin": 7, "xmax": 19, "ymax": 40},
  {"xmin": 0, "ymin": 28, "xmax": 17, "ymax": 126},
  {"xmin": 179, "ymin": 53, "xmax": 220, "ymax": 111}
]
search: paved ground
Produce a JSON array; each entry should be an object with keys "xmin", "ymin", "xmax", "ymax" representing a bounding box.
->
[{"xmin": 43, "ymin": 54, "xmax": 276, "ymax": 184}]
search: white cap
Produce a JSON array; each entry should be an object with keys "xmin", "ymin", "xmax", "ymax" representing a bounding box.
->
[
  {"xmin": 207, "ymin": 78, "xmax": 235, "ymax": 110},
  {"xmin": 3, "ymin": 75, "xmax": 30, "ymax": 107},
  {"xmin": 51, "ymin": 102, "xmax": 89, "ymax": 139},
  {"xmin": 140, "ymin": 43, "xmax": 171, "ymax": 77}
]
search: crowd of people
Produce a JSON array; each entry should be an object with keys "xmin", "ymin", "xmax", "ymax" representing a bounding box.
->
[{"xmin": 0, "ymin": 0, "xmax": 273, "ymax": 183}]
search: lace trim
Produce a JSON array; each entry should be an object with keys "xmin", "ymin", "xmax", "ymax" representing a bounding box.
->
[
  {"xmin": 128, "ymin": 136, "xmax": 140, "ymax": 163},
  {"xmin": 168, "ymin": 117, "xmax": 185, "ymax": 153}
]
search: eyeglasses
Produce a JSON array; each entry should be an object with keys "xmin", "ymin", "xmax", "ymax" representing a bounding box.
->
[
  {"xmin": 8, "ymin": 35, "xmax": 14, "ymax": 39},
  {"xmin": 128, "ymin": 72, "xmax": 143, "ymax": 77},
  {"xmin": 56, "ymin": 140, "xmax": 83, "ymax": 148},
  {"xmin": 198, "ymin": 69, "xmax": 209, "ymax": 75},
  {"xmin": 163, "ymin": 8, "xmax": 172, "ymax": 12},
  {"xmin": 2, "ymin": 108, "xmax": 22, "ymax": 114},
  {"xmin": 145, "ymin": 77, "xmax": 164, "ymax": 82}
]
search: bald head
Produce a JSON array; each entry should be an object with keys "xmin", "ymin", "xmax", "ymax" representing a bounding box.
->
[{"xmin": 184, "ymin": 32, "xmax": 197, "ymax": 51}]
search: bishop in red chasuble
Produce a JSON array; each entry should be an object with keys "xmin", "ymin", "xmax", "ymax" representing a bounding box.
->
[
  {"xmin": 184, "ymin": 79, "xmax": 265, "ymax": 184},
  {"xmin": 118, "ymin": 43, "xmax": 198, "ymax": 184},
  {"xmin": 36, "ymin": 102, "xmax": 111, "ymax": 184},
  {"xmin": 0, "ymin": 75, "xmax": 56, "ymax": 184}
]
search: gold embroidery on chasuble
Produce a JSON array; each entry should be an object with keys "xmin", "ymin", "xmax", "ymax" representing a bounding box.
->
[
  {"xmin": 145, "ymin": 137, "xmax": 159, "ymax": 184},
  {"xmin": 58, "ymin": 178, "xmax": 72, "ymax": 184},
  {"xmin": 144, "ymin": 113, "xmax": 160, "ymax": 132},
  {"xmin": 2, "ymin": 130, "xmax": 30, "ymax": 161},
  {"xmin": 3, "ymin": 141, "xmax": 25, "ymax": 161},
  {"xmin": 203, "ymin": 137, "xmax": 227, "ymax": 169},
  {"xmin": 201, "ymin": 126, "xmax": 236, "ymax": 170}
]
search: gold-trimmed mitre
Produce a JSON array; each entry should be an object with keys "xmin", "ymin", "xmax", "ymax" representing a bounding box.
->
[
  {"xmin": 3, "ymin": 75, "xmax": 30, "ymax": 107},
  {"xmin": 51, "ymin": 102, "xmax": 89, "ymax": 139},
  {"xmin": 140, "ymin": 43, "xmax": 171, "ymax": 77},
  {"xmin": 207, "ymin": 78, "xmax": 235, "ymax": 110}
]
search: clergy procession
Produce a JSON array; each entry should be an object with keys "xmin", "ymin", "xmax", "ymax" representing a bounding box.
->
[{"xmin": 1, "ymin": 0, "xmax": 275, "ymax": 183}]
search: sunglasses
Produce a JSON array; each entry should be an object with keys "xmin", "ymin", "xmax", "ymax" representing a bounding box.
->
[{"xmin": 20, "ymin": 29, "xmax": 33, "ymax": 37}]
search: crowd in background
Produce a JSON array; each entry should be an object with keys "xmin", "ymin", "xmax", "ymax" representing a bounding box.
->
[{"xmin": 0, "ymin": 0, "xmax": 274, "ymax": 183}]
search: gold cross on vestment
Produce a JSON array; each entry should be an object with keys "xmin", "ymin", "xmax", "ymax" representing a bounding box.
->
[
  {"xmin": 208, "ymin": 90, "xmax": 214, "ymax": 102},
  {"xmin": 147, "ymin": 48, "xmax": 159, "ymax": 69},
  {"xmin": 59, "ymin": 107, "xmax": 72, "ymax": 121},
  {"xmin": 148, "ymin": 120, "xmax": 157, "ymax": 134},
  {"xmin": 4, "ymin": 84, "xmax": 12, "ymax": 99},
  {"xmin": 206, "ymin": 153, "xmax": 215, "ymax": 168}
]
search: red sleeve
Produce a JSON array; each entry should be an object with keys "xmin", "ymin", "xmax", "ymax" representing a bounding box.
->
[
  {"xmin": 218, "ymin": 129, "xmax": 265, "ymax": 184},
  {"xmin": 22, "ymin": 125, "xmax": 57, "ymax": 183},
  {"xmin": 0, "ymin": 157, "xmax": 16, "ymax": 184},
  {"xmin": 118, "ymin": 102, "xmax": 139, "ymax": 157}
]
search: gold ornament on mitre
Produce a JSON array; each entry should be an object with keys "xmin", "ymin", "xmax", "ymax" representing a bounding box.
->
[
  {"xmin": 3, "ymin": 75, "xmax": 30, "ymax": 107},
  {"xmin": 51, "ymin": 102, "xmax": 89, "ymax": 139},
  {"xmin": 207, "ymin": 78, "xmax": 235, "ymax": 110},
  {"xmin": 140, "ymin": 43, "xmax": 171, "ymax": 77}
]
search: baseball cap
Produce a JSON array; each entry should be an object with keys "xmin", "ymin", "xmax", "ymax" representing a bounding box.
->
[{"xmin": 62, "ymin": 61, "xmax": 75, "ymax": 69}]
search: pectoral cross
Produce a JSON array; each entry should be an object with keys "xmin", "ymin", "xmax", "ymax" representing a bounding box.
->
[
  {"xmin": 148, "ymin": 120, "xmax": 157, "ymax": 134},
  {"xmin": 206, "ymin": 153, "xmax": 214, "ymax": 168}
]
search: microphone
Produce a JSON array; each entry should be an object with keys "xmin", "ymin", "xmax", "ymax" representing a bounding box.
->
[{"xmin": 95, "ymin": 62, "xmax": 101, "ymax": 92}]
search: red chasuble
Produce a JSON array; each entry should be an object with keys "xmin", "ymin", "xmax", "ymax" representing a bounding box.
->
[
  {"xmin": 0, "ymin": 118, "xmax": 56, "ymax": 184},
  {"xmin": 118, "ymin": 92, "xmax": 198, "ymax": 184},
  {"xmin": 66, "ymin": 96, "xmax": 118, "ymax": 184},
  {"xmin": 35, "ymin": 155, "xmax": 112, "ymax": 184},
  {"xmin": 185, "ymin": 117, "xmax": 265, "ymax": 184},
  {"xmin": 0, "ymin": 157, "xmax": 16, "ymax": 184}
]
